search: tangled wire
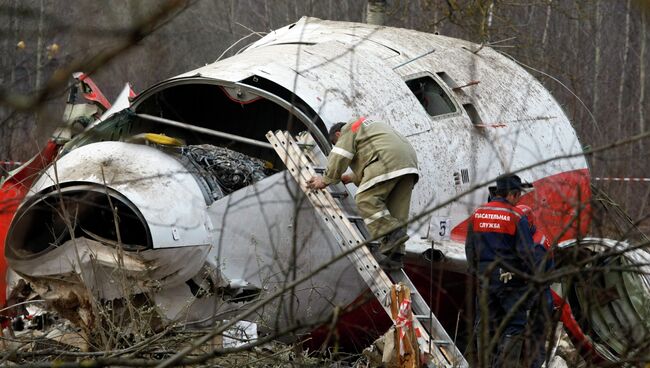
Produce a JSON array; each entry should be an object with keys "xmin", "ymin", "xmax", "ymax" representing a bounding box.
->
[{"xmin": 182, "ymin": 145, "xmax": 271, "ymax": 196}]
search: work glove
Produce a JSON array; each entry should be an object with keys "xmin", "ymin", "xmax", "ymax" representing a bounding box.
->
[{"xmin": 499, "ymin": 271, "xmax": 513, "ymax": 284}]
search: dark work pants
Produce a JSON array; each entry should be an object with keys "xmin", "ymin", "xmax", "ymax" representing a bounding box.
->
[
  {"xmin": 475, "ymin": 280, "xmax": 529, "ymax": 367},
  {"xmin": 525, "ymin": 287, "xmax": 554, "ymax": 368}
]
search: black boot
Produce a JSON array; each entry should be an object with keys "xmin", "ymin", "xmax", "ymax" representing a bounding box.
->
[
  {"xmin": 378, "ymin": 252, "xmax": 404, "ymax": 271},
  {"xmin": 384, "ymin": 227, "xmax": 409, "ymax": 247}
]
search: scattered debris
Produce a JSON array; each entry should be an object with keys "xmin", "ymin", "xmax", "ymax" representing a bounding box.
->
[
  {"xmin": 222, "ymin": 320, "xmax": 258, "ymax": 348},
  {"xmin": 363, "ymin": 327, "xmax": 398, "ymax": 368},
  {"xmin": 547, "ymin": 355, "xmax": 570, "ymax": 368},
  {"xmin": 554, "ymin": 331, "xmax": 588, "ymax": 368},
  {"xmin": 1, "ymin": 312, "xmax": 370, "ymax": 367}
]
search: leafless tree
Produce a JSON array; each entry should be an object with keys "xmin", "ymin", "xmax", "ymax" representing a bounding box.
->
[{"xmin": 0, "ymin": 1, "xmax": 649, "ymax": 367}]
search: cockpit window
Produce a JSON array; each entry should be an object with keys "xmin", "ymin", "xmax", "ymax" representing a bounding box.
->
[{"xmin": 406, "ymin": 76, "xmax": 457, "ymax": 117}]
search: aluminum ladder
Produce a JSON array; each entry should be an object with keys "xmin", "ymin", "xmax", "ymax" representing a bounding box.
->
[{"xmin": 266, "ymin": 130, "xmax": 468, "ymax": 367}]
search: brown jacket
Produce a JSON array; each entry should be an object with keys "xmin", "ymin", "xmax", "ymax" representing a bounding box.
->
[{"xmin": 323, "ymin": 117, "xmax": 419, "ymax": 194}]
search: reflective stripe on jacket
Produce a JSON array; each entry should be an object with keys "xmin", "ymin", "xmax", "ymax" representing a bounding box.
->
[
  {"xmin": 465, "ymin": 198, "xmax": 541, "ymax": 278},
  {"xmin": 322, "ymin": 117, "xmax": 419, "ymax": 193}
]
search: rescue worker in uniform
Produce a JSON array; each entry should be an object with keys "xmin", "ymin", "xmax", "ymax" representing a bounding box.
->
[
  {"xmin": 306, "ymin": 117, "xmax": 419, "ymax": 270},
  {"xmin": 517, "ymin": 204, "xmax": 555, "ymax": 368},
  {"xmin": 465, "ymin": 174, "xmax": 541, "ymax": 367}
]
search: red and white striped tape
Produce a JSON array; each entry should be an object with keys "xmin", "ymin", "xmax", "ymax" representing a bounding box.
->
[
  {"xmin": 593, "ymin": 177, "xmax": 650, "ymax": 182},
  {"xmin": 395, "ymin": 298, "xmax": 413, "ymax": 356},
  {"xmin": 1, "ymin": 161, "xmax": 23, "ymax": 173}
]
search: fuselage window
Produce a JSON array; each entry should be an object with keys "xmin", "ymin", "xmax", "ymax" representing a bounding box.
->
[
  {"xmin": 436, "ymin": 72, "xmax": 458, "ymax": 89},
  {"xmin": 463, "ymin": 103, "xmax": 483, "ymax": 126},
  {"xmin": 406, "ymin": 76, "xmax": 457, "ymax": 117}
]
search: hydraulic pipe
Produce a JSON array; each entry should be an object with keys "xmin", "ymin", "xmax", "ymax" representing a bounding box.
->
[{"xmin": 136, "ymin": 113, "xmax": 274, "ymax": 149}]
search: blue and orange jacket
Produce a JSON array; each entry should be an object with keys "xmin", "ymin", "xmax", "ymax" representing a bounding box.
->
[{"xmin": 465, "ymin": 198, "xmax": 542, "ymax": 282}]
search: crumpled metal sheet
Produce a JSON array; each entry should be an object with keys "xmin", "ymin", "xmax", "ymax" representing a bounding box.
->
[
  {"xmin": 10, "ymin": 238, "xmax": 148, "ymax": 300},
  {"xmin": 182, "ymin": 144, "xmax": 270, "ymax": 196},
  {"xmin": 11, "ymin": 236, "xmax": 218, "ymax": 330}
]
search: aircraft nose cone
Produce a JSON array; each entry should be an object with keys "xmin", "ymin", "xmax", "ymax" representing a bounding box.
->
[{"xmin": 5, "ymin": 183, "xmax": 151, "ymax": 261}]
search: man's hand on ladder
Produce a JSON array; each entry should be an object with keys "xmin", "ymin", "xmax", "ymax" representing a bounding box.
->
[{"xmin": 306, "ymin": 175, "xmax": 327, "ymax": 189}]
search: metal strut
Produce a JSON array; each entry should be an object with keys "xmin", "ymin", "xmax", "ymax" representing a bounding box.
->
[{"xmin": 266, "ymin": 130, "xmax": 468, "ymax": 368}]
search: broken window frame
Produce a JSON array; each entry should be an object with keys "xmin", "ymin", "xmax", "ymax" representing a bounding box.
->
[{"xmin": 403, "ymin": 72, "xmax": 460, "ymax": 121}]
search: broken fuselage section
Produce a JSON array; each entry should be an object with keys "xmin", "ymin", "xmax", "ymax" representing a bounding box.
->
[
  {"xmin": 4, "ymin": 17, "xmax": 649, "ymax": 362},
  {"xmin": 6, "ymin": 127, "xmax": 360, "ymax": 336},
  {"xmin": 5, "ymin": 55, "xmax": 371, "ymax": 340}
]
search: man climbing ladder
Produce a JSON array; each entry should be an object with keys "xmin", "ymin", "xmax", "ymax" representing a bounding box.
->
[{"xmin": 306, "ymin": 117, "xmax": 419, "ymax": 270}]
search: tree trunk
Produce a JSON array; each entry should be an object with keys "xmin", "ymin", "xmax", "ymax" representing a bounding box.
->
[
  {"xmin": 10, "ymin": 0, "xmax": 19, "ymax": 86},
  {"xmin": 35, "ymin": 0, "xmax": 45, "ymax": 91},
  {"xmin": 366, "ymin": 0, "xmax": 386, "ymax": 25},
  {"xmin": 592, "ymin": 0, "xmax": 601, "ymax": 116},
  {"xmin": 328, "ymin": 0, "xmax": 333, "ymax": 20},
  {"xmin": 640, "ymin": 9, "xmax": 646, "ymax": 141},
  {"xmin": 541, "ymin": 0, "xmax": 553, "ymax": 48},
  {"xmin": 637, "ymin": 10, "xmax": 646, "ymax": 216},
  {"xmin": 617, "ymin": 0, "xmax": 631, "ymax": 136}
]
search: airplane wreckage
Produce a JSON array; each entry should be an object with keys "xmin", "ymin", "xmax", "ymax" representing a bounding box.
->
[{"xmin": 1, "ymin": 17, "xmax": 649, "ymax": 365}]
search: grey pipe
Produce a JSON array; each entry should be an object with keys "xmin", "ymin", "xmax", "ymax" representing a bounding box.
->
[{"xmin": 136, "ymin": 113, "xmax": 274, "ymax": 149}]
